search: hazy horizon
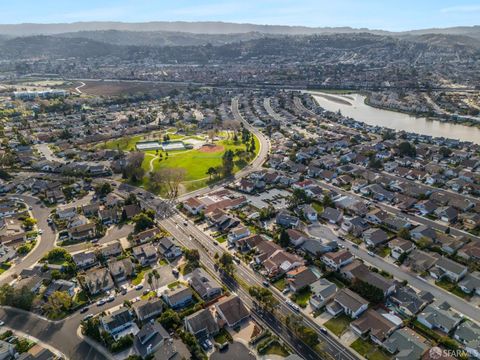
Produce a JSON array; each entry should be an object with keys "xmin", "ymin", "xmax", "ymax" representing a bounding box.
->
[{"xmin": 2, "ymin": 0, "xmax": 480, "ymax": 32}]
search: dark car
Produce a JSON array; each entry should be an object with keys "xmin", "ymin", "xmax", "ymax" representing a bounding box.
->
[{"xmin": 80, "ymin": 306, "xmax": 89, "ymax": 314}]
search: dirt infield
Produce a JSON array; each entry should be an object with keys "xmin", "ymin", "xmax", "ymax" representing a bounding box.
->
[{"xmin": 198, "ymin": 144, "xmax": 224, "ymax": 153}]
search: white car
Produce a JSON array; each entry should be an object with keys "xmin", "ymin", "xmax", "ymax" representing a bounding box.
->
[
  {"xmin": 0, "ymin": 321, "xmax": 4, "ymax": 326},
  {"xmin": 135, "ymin": 284, "xmax": 144, "ymax": 291},
  {"xmin": 96, "ymin": 299, "xmax": 106, "ymax": 306},
  {"xmin": 367, "ymin": 251, "xmax": 375, "ymax": 257}
]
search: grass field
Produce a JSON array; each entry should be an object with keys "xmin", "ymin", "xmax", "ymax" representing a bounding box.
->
[
  {"xmin": 350, "ymin": 338, "xmax": 391, "ymax": 360},
  {"xmin": 103, "ymin": 129, "xmax": 260, "ymax": 195},
  {"xmin": 324, "ymin": 314, "xmax": 352, "ymax": 337}
]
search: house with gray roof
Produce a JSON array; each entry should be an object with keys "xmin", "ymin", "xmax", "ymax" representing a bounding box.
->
[
  {"xmin": 362, "ymin": 228, "xmax": 388, "ymax": 248},
  {"xmin": 459, "ymin": 271, "xmax": 480, "ymax": 296},
  {"xmin": 162, "ymin": 285, "xmax": 193, "ymax": 309},
  {"xmin": 184, "ymin": 308, "xmax": 219, "ymax": 340},
  {"xmin": 215, "ymin": 296, "xmax": 249, "ymax": 328},
  {"xmin": 134, "ymin": 322, "xmax": 171, "ymax": 359},
  {"xmin": 454, "ymin": 321, "xmax": 480, "ymax": 359},
  {"xmin": 326, "ymin": 288, "xmax": 369, "ymax": 319},
  {"xmin": 389, "ymin": 286, "xmax": 432, "ymax": 317},
  {"xmin": 417, "ymin": 303, "xmax": 462, "ymax": 334},
  {"xmin": 189, "ymin": 268, "xmax": 222, "ymax": 300},
  {"xmin": 382, "ymin": 328, "xmax": 428, "ymax": 360},
  {"xmin": 132, "ymin": 297, "xmax": 164, "ymax": 322},
  {"xmin": 309, "ymin": 278, "xmax": 337, "ymax": 310},
  {"xmin": 429, "ymin": 257, "xmax": 467, "ymax": 283}
]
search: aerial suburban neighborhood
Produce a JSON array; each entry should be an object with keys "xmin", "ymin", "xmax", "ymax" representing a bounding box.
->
[{"xmin": 0, "ymin": 3, "xmax": 479, "ymax": 360}]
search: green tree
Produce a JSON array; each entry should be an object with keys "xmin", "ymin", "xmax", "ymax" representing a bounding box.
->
[
  {"xmin": 398, "ymin": 141, "xmax": 416, "ymax": 157},
  {"xmin": 158, "ymin": 309, "xmax": 181, "ymax": 330},
  {"xmin": 22, "ymin": 217, "xmax": 37, "ymax": 230},
  {"xmin": 278, "ymin": 229, "xmax": 290, "ymax": 247},
  {"xmin": 222, "ymin": 150, "xmax": 235, "ymax": 177},
  {"xmin": 398, "ymin": 227, "xmax": 411, "ymax": 240},
  {"xmin": 133, "ymin": 213, "xmax": 155, "ymax": 233},
  {"xmin": 218, "ymin": 253, "xmax": 235, "ymax": 274},
  {"xmin": 95, "ymin": 182, "xmax": 112, "ymax": 197}
]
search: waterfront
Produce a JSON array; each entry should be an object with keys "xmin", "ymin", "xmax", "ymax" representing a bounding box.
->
[{"xmin": 311, "ymin": 92, "xmax": 480, "ymax": 144}]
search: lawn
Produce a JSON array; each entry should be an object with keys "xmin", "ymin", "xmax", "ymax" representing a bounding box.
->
[
  {"xmin": 132, "ymin": 267, "xmax": 151, "ymax": 286},
  {"xmin": 216, "ymin": 235, "xmax": 227, "ymax": 244},
  {"xmin": 272, "ymin": 277, "xmax": 287, "ymax": 291},
  {"xmin": 436, "ymin": 279, "xmax": 471, "ymax": 300},
  {"xmin": 213, "ymin": 328, "xmax": 233, "ymax": 344},
  {"xmin": 311, "ymin": 201, "xmax": 324, "ymax": 214},
  {"xmin": 377, "ymin": 247, "xmax": 391, "ymax": 258},
  {"xmin": 324, "ymin": 314, "xmax": 352, "ymax": 337},
  {"xmin": 260, "ymin": 340, "xmax": 290, "ymax": 357},
  {"xmin": 291, "ymin": 288, "xmax": 312, "ymax": 308},
  {"xmin": 0, "ymin": 263, "xmax": 11, "ymax": 275},
  {"xmin": 141, "ymin": 291, "xmax": 156, "ymax": 300},
  {"xmin": 351, "ymin": 338, "xmax": 390, "ymax": 360},
  {"xmin": 168, "ymin": 281, "xmax": 181, "ymax": 289},
  {"xmin": 147, "ymin": 137, "xmax": 259, "ymax": 181},
  {"xmin": 158, "ymin": 258, "xmax": 168, "ymax": 266}
]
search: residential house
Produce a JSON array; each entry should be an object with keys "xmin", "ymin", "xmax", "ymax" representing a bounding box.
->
[
  {"xmin": 417, "ymin": 303, "xmax": 462, "ymax": 334},
  {"xmin": 122, "ymin": 204, "xmax": 142, "ymax": 220},
  {"xmin": 389, "ymin": 286, "xmax": 433, "ymax": 317},
  {"xmin": 326, "ymin": 288, "xmax": 369, "ymax": 319},
  {"xmin": 302, "ymin": 205, "xmax": 318, "ymax": 222},
  {"xmin": 341, "ymin": 216, "xmax": 370, "ymax": 237},
  {"xmin": 309, "ymin": 278, "xmax": 337, "ymax": 310},
  {"xmin": 286, "ymin": 228, "xmax": 308, "ymax": 247},
  {"xmin": 184, "ymin": 309, "xmax": 219, "ymax": 340},
  {"xmin": 363, "ymin": 228, "xmax": 388, "ymax": 248},
  {"xmin": 321, "ymin": 250, "xmax": 354, "ymax": 271},
  {"xmin": 320, "ymin": 207, "xmax": 343, "ymax": 224},
  {"xmin": 406, "ymin": 249, "xmax": 439, "ymax": 273},
  {"xmin": 286, "ymin": 266, "xmax": 319, "ymax": 293},
  {"xmin": 132, "ymin": 228, "xmax": 160, "ymax": 244},
  {"xmin": 429, "ymin": 257, "xmax": 467, "ymax": 283},
  {"xmin": 276, "ymin": 211, "xmax": 300, "ymax": 228},
  {"xmin": 132, "ymin": 297, "xmax": 164, "ymax": 322},
  {"xmin": 100, "ymin": 241, "xmax": 122, "ymax": 259},
  {"xmin": 459, "ymin": 271, "xmax": 480, "ymax": 296},
  {"xmin": 84, "ymin": 267, "xmax": 114, "ymax": 295},
  {"xmin": 227, "ymin": 226, "xmax": 251, "ymax": 244},
  {"xmin": 158, "ymin": 237, "xmax": 182, "ymax": 259},
  {"xmin": 215, "ymin": 296, "xmax": 250, "ymax": 328},
  {"xmin": 43, "ymin": 279, "xmax": 75, "ymax": 299},
  {"xmin": 132, "ymin": 244, "xmax": 158, "ymax": 266},
  {"xmin": 98, "ymin": 208, "xmax": 119, "ymax": 225},
  {"xmin": 454, "ymin": 321, "xmax": 480, "ymax": 359},
  {"xmin": 108, "ymin": 258, "xmax": 135, "ymax": 283},
  {"xmin": 162, "ymin": 285, "xmax": 193, "ymax": 309},
  {"xmin": 189, "ymin": 268, "xmax": 223, "ymax": 300},
  {"xmin": 388, "ymin": 238, "xmax": 415, "ymax": 260},
  {"xmin": 382, "ymin": 328, "xmax": 428, "ymax": 360},
  {"xmin": 341, "ymin": 260, "xmax": 396, "ymax": 296},
  {"xmin": 101, "ymin": 308, "xmax": 134, "ymax": 338},
  {"xmin": 183, "ymin": 197, "xmax": 205, "ymax": 215},
  {"xmin": 68, "ymin": 223, "xmax": 96, "ymax": 241},
  {"xmin": 134, "ymin": 322, "xmax": 171, "ymax": 359},
  {"xmin": 350, "ymin": 310, "xmax": 400, "ymax": 345}
]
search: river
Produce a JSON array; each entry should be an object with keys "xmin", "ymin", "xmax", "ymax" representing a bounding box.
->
[{"xmin": 310, "ymin": 92, "xmax": 480, "ymax": 144}]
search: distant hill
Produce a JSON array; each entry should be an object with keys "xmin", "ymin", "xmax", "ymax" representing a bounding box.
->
[
  {"xmin": 54, "ymin": 30, "xmax": 268, "ymax": 47},
  {"xmin": 0, "ymin": 21, "xmax": 391, "ymax": 36}
]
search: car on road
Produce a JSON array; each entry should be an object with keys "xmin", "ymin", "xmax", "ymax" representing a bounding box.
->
[
  {"xmin": 80, "ymin": 307, "xmax": 89, "ymax": 314},
  {"xmin": 83, "ymin": 314, "xmax": 94, "ymax": 321},
  {"xmin": 172, "ymin": 268, "xmax": 179, "ymax": 276},
  {"xmin": 262, "ymin": 280, "xmax": 270, "ymax": 287},
  {"xmin": 38, "ymin": 229, "xmax": 43, "ymax": 235},
  {"xmin": 352, "ymin": 244, "xmax": 359, "ymax": 249},
  {"xmin": 282, "ymin": 287, "xmax": 290, "ymax": 294},
  {"xmin": 135, "ymin": 284, "xmax": 144, "ymax": 291},
  {"xmin": 286, "ymin": 300, "xmax": 300, "ymax": 312},
  {"xmin": 96, "ymin": 299, "xmax": 106, "ymax": 306},
  {"xmin": 320, "ymin": 327, "xmax": 328, "ymax": 334},
  {"xmin": 183, "ymin": 221, "xmax": 188, "ymax": 227},
  {"xmin": 0, "ymin": 321, "xmax": 4, "ymax": 326},
  {"xmin": 107, "ymin": 295, "xmax": 115, "ymax": 302},
  {"xmin": 367, "ymin": 251, "xmax": 375, "ymax": 257},
  {"xmin": 233, "ymin": 256, "xmax": 241, "ymax": 264}
]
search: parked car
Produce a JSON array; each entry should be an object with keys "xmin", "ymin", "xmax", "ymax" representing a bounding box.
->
[
  {"xmin": 83, "ymin": 314, "xmax": 94, "ymax": 321},
  {"xmin": 135, "ymin": 284, "xmax": 144, "ymax": 291},
  {"xmin": 80, "ymin": 307, "xmax": 89, "ymax": 314}
]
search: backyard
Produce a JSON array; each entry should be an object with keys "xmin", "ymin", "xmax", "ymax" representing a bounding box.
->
[
  {"xmin": 324, "ymin": 314, "xmax": 352, "ymax": 337},
  {"xmin": 350, "ymin": 338, "xmax": 391, "ymax": 360}
]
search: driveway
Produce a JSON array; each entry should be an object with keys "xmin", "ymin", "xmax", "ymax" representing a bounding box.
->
[{"xmin": 210, "ymin": 342, "xmax": 256, "ymax": 360}]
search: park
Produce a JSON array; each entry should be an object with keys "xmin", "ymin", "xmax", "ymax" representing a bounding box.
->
[{"xmin": 100, "ymin": 128, "xmax": 260, "ymax": 195}]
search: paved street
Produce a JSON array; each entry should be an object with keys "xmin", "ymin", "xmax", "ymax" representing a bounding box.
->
[{"xmin": 0, "ymin": 195, "xmax": 56, "ymax": 285}]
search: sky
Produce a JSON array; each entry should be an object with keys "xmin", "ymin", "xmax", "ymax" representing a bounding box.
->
[{"xmin": 0, "ymin": 0, "xmax": 479, "ymax": 31}]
